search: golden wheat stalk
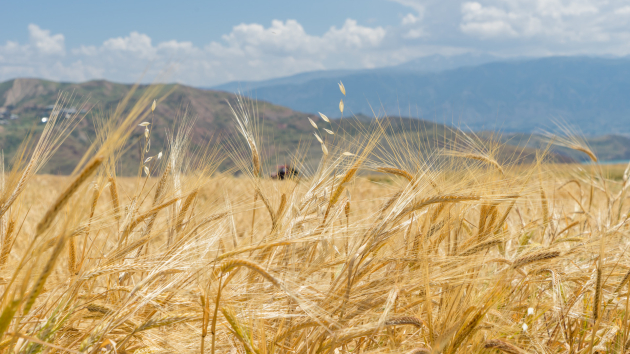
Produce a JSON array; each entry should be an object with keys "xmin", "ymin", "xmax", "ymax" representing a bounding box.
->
[
  {"xmin": 108, "ymin": 176, "xmax": 121, "ymax": 224},
  {"xmin": 512, "ymin": 250, "xmax": 560, "ymax": 268},
  {"xmin": 175, "ymin": 189, "xmax": 198, "ymax": 232},
  {"xmin": 23, "ymin": 231, "xmax": 69, "ymax": 314},
  {"xmin": 255, "ymin": 187, "xmax": 276, "ymax": 230},
  {"xmin": 615, "ymin": 269, "xmax": 630, "ymax": 293},
  {"xmin": 484, "ymin": 339, "xmax": 529, "ymax": 354},
  {"xmin": 36, "ymin": 156, "xmax": 103, "ymax": 236},
  {"xmin": 384, "ymin": 316, "xmax": 424, "ymax": 328},
  {"xmin": 0, "ymin": 219, "xmax": 15, "ymax": 268},
  {"xmin": 210, "ymin": 259, "xmax": 285, "ymax": 354},
  {"xmin": 118, "ymin": 196, "xmax": 180, "ymax": 246},
  {"xmin": 220, "ymin": 307, "xmax": 257, "ymax": 354},
  {"xmin": 67, "ymin": 235, "xmax": 76, "ymax": 275},
  {"xmin": 0, "ymin": 163, "xmax": 33, "ymax": 217},
  {"xmin": 570, "ymin": 145, "xmax": 597, "ymax": 162},
  {"xmin": 405, "ymin": 348, "xmax": 430, "ymax": 354},
  {"xmin": 594, "ymin": 266, "xmax": 602, "ymax": 320},
  {"xmin": 136, "ymin": 314, "xmax": 201, "ymax": 332},
  {"xmin": 377, "ymin": 167, "xmax": 413, "ymax": 181},
  {"xmin": 458, "ymin": 239, "xmax": 502, "ymax": 257},
  {"xmin": 457, "ymin": 152, "xmax": 505, "ymax": 175}
]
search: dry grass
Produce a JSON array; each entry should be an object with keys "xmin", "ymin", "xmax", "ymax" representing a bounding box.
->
[{"xmin": 0, "ymin": 87, "xmax": 629, "ymax": 354}]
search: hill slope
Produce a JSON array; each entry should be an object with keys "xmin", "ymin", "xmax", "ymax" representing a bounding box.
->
[
  {"xmin": 0, "ymin": 78, "xmax": 323, "ymax": 174},
  {"xmin": 213, "ymin": 56, "xmax": 630, "ymax": 135},
  {"xmin": 0, "ymin": 78, "xmax": 577, "ymax": 175}
]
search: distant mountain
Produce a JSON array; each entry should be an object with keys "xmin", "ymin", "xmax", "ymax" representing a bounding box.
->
[
  {"xmin": 377, "ymin": 53, "xmax": 502, "ymax": 73},
  {"xmin": 211, "ymin": 56, "xmax": 630, "ymax": 135},
  {"xmin": 213, "ymin": 53, "xmax": 502, "ymax": 93},
  {"xmin": 0, "ymin": 78, "xmax": 578, "ymax": 175}
]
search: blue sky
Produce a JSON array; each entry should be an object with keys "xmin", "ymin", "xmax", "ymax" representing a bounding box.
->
[
  {"xmin": 0, "ymin": 0, "xmax": 404, "ymax": 47},
  {"xmin": 1, "ymin": 0, "xmax": 629, "ymax": 86}
]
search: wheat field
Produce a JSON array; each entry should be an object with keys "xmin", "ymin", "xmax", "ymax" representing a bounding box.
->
[{"xmin": 0, "ymin": 85, "xmax": 629, "ymax": 354}]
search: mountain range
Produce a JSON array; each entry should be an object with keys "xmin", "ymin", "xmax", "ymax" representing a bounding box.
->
[
  {"xmin": 213, "ymin": 55, "xmax": 630, "ymax": 136},
  {"xmin": 0, "ymin": 77, "xmax": 596, "ymax": 175}
]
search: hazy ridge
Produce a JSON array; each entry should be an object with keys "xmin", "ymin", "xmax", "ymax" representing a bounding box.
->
[
  {"xmin": 1, "ymin": 77, "xmax": 623, "ymax": 175},
  {"xmin": 214, "ymin": 55, "xmax": 630, "ymax": 136}
]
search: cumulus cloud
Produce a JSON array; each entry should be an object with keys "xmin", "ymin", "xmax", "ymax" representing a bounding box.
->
[
  {"xmin": 392, "ymin": 0, "xmax": 630, "ymax": 56},
  {"xmin": 614, "ymin": 6, "xmax": 630, "ymax": 15},
  {"xmin": 214, "ymin": 19, "xmax": 385, "ymax": 58},
  {"xmin": 0, "ymin": 20, "xmax": 389, "ymax": 86},
  {"xmin": 402, "ymin": 13, "xmax": 419, "ymax": 25},
  {"xmin": 390, "ymin": 0, "xmax": 426, "ymax": 19},
  {"xmin": 459, "ymin": 0, "xmax": 628, "ymax": 43},
  {"xmin": 28, "ymin": 24, "xmax": 65, "ymax": 55},
  {"xmin": 2, "ymin": 2, "xmax": 630, "ymax": 87},
  {"xmin": 390, "ymin": 0, "xmax": 428, "ymax": 40}
]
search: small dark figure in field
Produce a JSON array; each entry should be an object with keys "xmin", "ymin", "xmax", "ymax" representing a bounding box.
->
[{"xmin": 271, "ymin": 165, "xmax": 299, "ymax": 180}]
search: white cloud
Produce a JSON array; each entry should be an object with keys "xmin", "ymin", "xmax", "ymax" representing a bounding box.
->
[
  {"xmin": 402, "ymin": 13, "xmax": 419, "ymax": 25},
  {"xmin": 405, "ymin": 29, "xmax": 425, "ymax": 38},
  {"xmin": 215, "ymin": 19, "xmax": 385, "ymax": 58},
  {"xmin": 102, "ymin": 32, "xmax": 155, "ymax": 58},
  {"xmin": 389, "ymin": 0, "xmax": 426, "ymax": 19},
  {"xmin": 459, "ymin": 0, "xmax": 628, "ymax": 43},
  {"xmin": 2, "ymin": 1, "xmax": 630, "ymax": 87},
  {"xmin": 460, "ymin": 2, "xmax": 518, "ymax": 38},
  {"xmin": 28, "ymin": 24, "xmax": 65, "ymax": 55},
  {"xmin": 615, "ymin": 6, "xmax": 630, "ymax": 15},
  {"xmin": 0, "ymin": 21, "xmax": 390, "ymax": 86}
]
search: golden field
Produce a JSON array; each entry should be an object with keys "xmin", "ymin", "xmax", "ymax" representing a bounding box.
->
[{"xmin": 0, "ymin": 87, "xmax": 629, "ymax": 354}]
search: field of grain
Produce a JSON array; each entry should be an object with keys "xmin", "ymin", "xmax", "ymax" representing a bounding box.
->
[{"xmin": 0, "ymin": 87, "xmax": 629, "ymax": 354}]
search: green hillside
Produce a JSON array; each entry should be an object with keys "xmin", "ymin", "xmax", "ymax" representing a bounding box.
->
[{"xmin": 0, "ymin": 78, "xmax": 575, "ymax": 175}]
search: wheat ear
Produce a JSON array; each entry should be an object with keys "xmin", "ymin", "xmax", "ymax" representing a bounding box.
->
[
  {"xmin": 459, "ymin": 153, "xmax": 505, "ymax": 175},
  {"xmin": 77, "ymin": 184, "xmax": 100, "ymax": 273},
  {"xmin": 512, "ymin": 251, "xmax": 560, "ymax": 268},
  {"xmin": 0, "ymin": 160, "xmax": 34, "ymax": 219},
  {"xmin": 108, "ymin": 176, "xmax": 121, "ymax": 224},
  {"xmin": 615, "ymin": 269, "xmax": 630, "ymax": 293},
  {"xmin": 384, "ymin": 316, "xmax": 424, "ymax": 328},
  {"xmin": 570, "ymin": 145, "xmax": 597, "ymax": 162},
  {"xmin": 458, "ymin": 239, "xmax": 502, "ymax": 257},
  {"xmin": 36, "ymin": 156, "xmax": 103, "ymax": 236},
  {"xmin": 211, "ymin": 259, "xmax": 283, "ymax": 354},
  {"xmin": 175, "ymin": 189, "xmax": 198, "ymax": 232},
  {"xmin": 594, "ymin": 266, "xmax": 602, "ymax": 320},
  {"xmin": 117, "ymin": 196, "xmax": 180, "ymax": 249},
  {"xmin": 484, "ymin": 339, "xmax": 529, "ymax": 354},
  {"xmin": 67, "ymin": 234, "xmax": 76, "ymax": 275},
  {"xmin": 325, "ymin": 156, "xmax": 364, "ymax": 221},
  {"xmin": 0, "ymin": 219, "xmax": 15, "ymax": 268},
  {"xmin": 377, "ymin": 167, "xmax": 413, "ymax": 181},
  {"xmin": 405, "ymin": 348, "xmax": 430, "ymax": 354},
  {"xmin": 23, "ymin": 230, "xmax": 70, "ymax": 314}
]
